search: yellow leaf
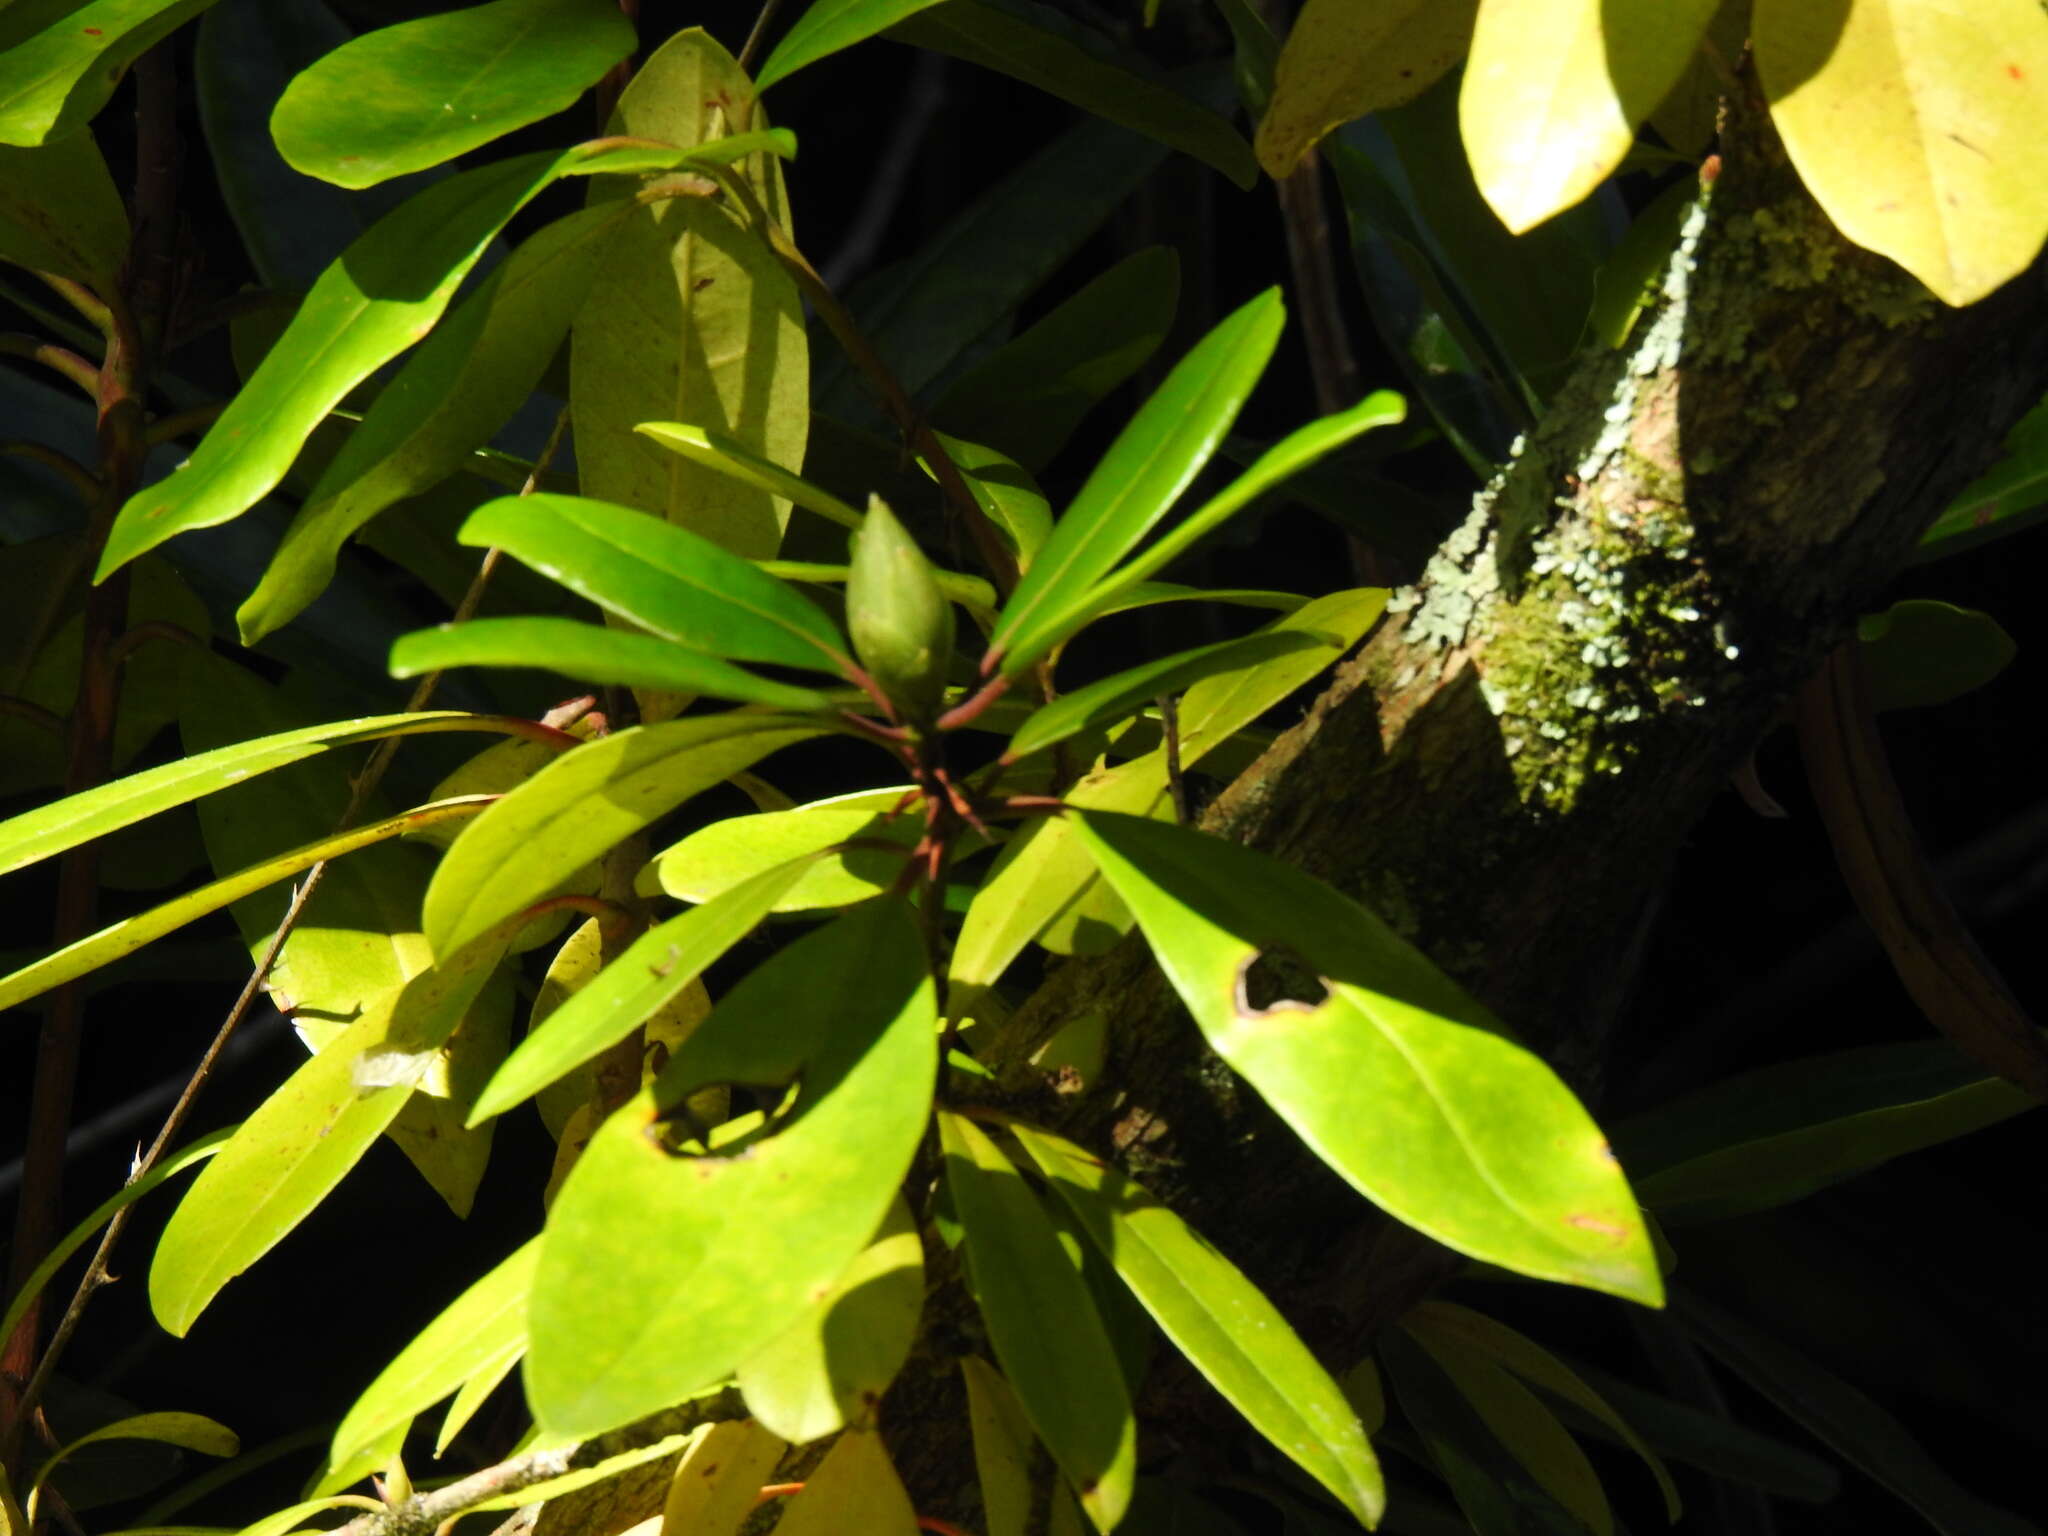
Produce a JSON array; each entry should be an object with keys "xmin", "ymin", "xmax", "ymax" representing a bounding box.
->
[
  {"xmin": 1461, "ymin": 0, "xmax": 1720, "ymax": 231},
  {"xmin": 659, "ymin": 1419, "xmax": 786, "ymax": 1535},
  {"xmin": 1256, "ymin": 0, "xmax": 1479, "ymax": 178},
  {"xmin": 961, "ymin": 1357, "xmax": 1036, "ymax": 1536},
  {"xmin": 769, "ymin": 1429, "xmax": 918, "ymax": 1536},
  {"xmin": 1756, "ymin": 0, "xmax": 2048, "ymax": 305}
]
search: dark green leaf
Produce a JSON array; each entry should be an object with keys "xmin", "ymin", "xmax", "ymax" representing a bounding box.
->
[
  {"xmin": 459, "ymin": 493, "xmax": 851, "ymax": 672},
  {"xmin": 0, "ymin": 131, "xmax": 127, "ymax": 288},
  {"xmin": 528, "ymin": 902, "xmax": 937, "ymax": 1436},
  {"xmin": 0, "ymin": 0, "xmax": 221, "ymax": 147},
  {"xmin": 1916, "ymin": 393, "xmax": 2048, "ymax": 560},
  {"xmin": 756, "ymin": 0, "xmax": 951, "ymax": 88},
  {"xmin": 1674, "ymin": 1288, "xmax": 2040, "ymax": 1536},
  {"xmin": 1011, "ymin": 1124, "xmax": 1382, "ymax": 1525},
  {"xmin": 422, "ymin": 713, "xmax": 824, "ymax": 957},
  {"xmin": 238, "ymin": 201, "xmax": 632, "ymax": 642},
  {"xmin": 887, "ymin": 0, "xmax": 1256, "ymax": 188},
  {"xmin": 271, "ymin": 0, "xmax": 636, "ymax": 188},
  {"xmin": 1007, "ymin": 633, "xmax": 1322, "ymax": 762},
  {"xmin": 938, "ymin": 1110, "xmax": 1136, "ymax": 1531},
  {"xmin": 1073, "ymin": 812, "xmax": 1662, "ymax": 1305},
  {"xmin": 991, "ymin": 289, "xmax": 1285, "ymax": 675},
  {"xmin": 1857, "ymin": 599, "xmax": 2016, "ymax": 712},
  {"xmin": 389, "ymin": 616, "xmax": 834, "ymax": 711},
  {"xmin": 930, "ymin": 246, "xmax": 1180, "ymax": 472}
]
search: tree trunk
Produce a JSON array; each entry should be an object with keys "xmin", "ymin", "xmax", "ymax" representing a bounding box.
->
[{"xmin": 887, "ymin": 73, "xmax": 2048, "ymax": 1520}]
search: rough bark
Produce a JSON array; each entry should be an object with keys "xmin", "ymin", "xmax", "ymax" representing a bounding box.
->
[{"xmin": 886, "ymin": 76, "xmax": 2048, "ymax": 1518}]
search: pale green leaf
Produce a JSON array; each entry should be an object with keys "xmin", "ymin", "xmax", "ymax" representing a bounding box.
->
[
  {"xmin": 1256, "ymin": 0, "xmax": 1478, "ymax": 177},
  {"xmin": 231, "ymin": 1496, "xmax": 382, "ymax": 1536},
  {"xmin": 656, "ymin": 1421, "xmax": 788, "ymax": 1534},
  {"xmin": 0, "ymin": 0, "xmax": 220, "ymax": 146},
  {"xmin": 0, "ymin": 131, "xmax": 128, "ymax": 288},
  {"xmin": 737, "ymin": 1195, "xmax": 924, "ymax": 1441},
  {"xmin": 635, "ymin": 421, "xmax": 864, "ymax": 531},
  {"xmin": 271, "ymin": 0, "xmax": 636, "ymax": 188},
  {"xmin": 572, "ymin": 27, "xmax": 806, "ymax": 559},
  {"xmin": 527, "ymin": 901, "xmax": 937, "ymax": 1436},
  {"xmin": 769, "ymin": 1429, "xmax": 919, "ymax": 1535},
  {"xmin": 647, "ymin": 787, "xmax": 927, "ymax": 911},
  {"xmin": 960, "ymin": 1357, "xmax": 1036, "ymax": 1536},
  {"xmin": 938, "ymin": 1111, "xmax": 1134, "ymax": 1531},
  {"xmin": 423, "ymin": 714, "xmax": 824, "ymax": 957},
  {"xmin": 1756, "ymin": 0, "xmax": 2048, "ymax": 305},
  {"xmin": 466, "ymin": 1430, "xmax": 701, "ymax": 1511},
  {"xmin": 29, "ymin": 1416, "xmax": 236, "ymax": 1517},
  {"xmin": 436, "ymin": 1344, "xmax": 522, "ymax": 1456},
  {"xmin": 1073, "ymin": 812, "xmax": 1662, "ymax": 1305},
  {"xmin": 1012, "ymin": 1123, "xmax": 1383, "ymax": 1525},
  {"xmin": 1461, "ymin": 0, "xmax": 1719, "ymax": 232}
]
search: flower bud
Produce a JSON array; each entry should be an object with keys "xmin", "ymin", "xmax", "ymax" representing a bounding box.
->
[{"xmin": 846, "ymin": 495, "xmax": 956, "ymax": 724}]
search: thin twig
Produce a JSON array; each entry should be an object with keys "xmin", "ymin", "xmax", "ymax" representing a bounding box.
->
[
  {"xmin": 1159, "ymin": 693, "xmax": 1189, "ymax": 824},
  {"xmin": 0, "ymin": 441, "xmax": 99, "ymax": 504},
  {"xmin": 143, "ymin": 401, "xmax": 228, "ymax": 446},
  {"xmin": 736, "ymin": 0, "xmax": 787, "ymax": 73}
]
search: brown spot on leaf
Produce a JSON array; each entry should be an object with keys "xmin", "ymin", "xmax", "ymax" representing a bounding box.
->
[{"xmin": 1566, "ymin": 1213, "xmax": 1628, "ymax": 1241}]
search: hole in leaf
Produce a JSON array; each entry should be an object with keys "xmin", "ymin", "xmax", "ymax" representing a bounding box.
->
[{"xmin": 1234, "ymin": 950, "xmax": 1329, "ymax": 1018}]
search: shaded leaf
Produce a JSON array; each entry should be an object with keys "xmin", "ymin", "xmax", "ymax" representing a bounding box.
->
[
  {"xmin": 272, "ymin": 0, "xmax": 636, "ymax": 188},
  {"xmin": 27, "ymin": 1415, "xmax": 235, "ymax": 1521},
  {"xmin": 1256, "ymin": 0, "xmax": 1477, "ymax": 177},
  {"xmin": 757, "ymin": 0, "xmax": 950, "ymax": 88},
  {"xmin": 1012, "ymin": 1123, "xmax": 1382, "ymax": 1525},
  {"xmin": 0, "ymin": 131, "xmax": 127, "ymax": 289},
  {"xmin": 1073, "ymin": 812, "xmax": 1662, "ymax": 1304},
  {"xmin": 1755, "ymin": 0, "xmax": 2048, "ymax": 305},
  {"xmin": 1917, "ymin": 392, "xmax": 2048, "ymax": 559},
  {"xmin": 527, "ymin": 902, "xmax": 937, "ymax": 1435},
  {"xmin": 1461, "ymin": 0, "xmax": 1718, "ymax": 233},
  {"xmin": 0, "ymin": 0, "xmax": 220, "ymax": 146},
  {"xmin": 1857, "ymin": 599, "xmax": 2015, "ymax": 712},
  {"xmin": 388, "ymin": 616, "xmax": 834, "ymax": 710},
  {"xmin": 923, "ymin": 433, "xmax": 1054, "ymax": 571},
  {"xmin": 423, "ymin": 713, "xmax": 823, "ymax": 957},
  {"xmin": 237, "ymin": 201, "xmax": 629, "ymax": 642},
  {"xmin": 458, "ymin": 493, "xmax": 850, "ymax": 672},
  {"xmin": 572, "ymin": 27, "xmax": 806, "ymax": 560},
  {"xmin": 991, "ymin": 289, "xmax": 1285, "ymax": 675},
  {"xmin": 888, "ymin": 0, "xmax": 1254, "ymax": 187},
  {"xmin": 931, "ymin": 246, "xmax": 1180, "ymax": 473},
  {"xmin": 636, "ymin": 420, "xmax": 864, "ymax": 531},
  {"xmin": 961, "ymin": 1356, "xmax": 1038, "ymax": 1536},
  {"xmin": 938, "ymin": 1110, "xmax": 1135, "ymax": 1531}
]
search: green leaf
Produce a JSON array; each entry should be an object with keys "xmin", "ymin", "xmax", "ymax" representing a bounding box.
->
[
  {"xmin": 0, "ymin": 0, "xmax": 220, "ymax": 147},
  {"xmin": 424, "ymin": 713, "xmax": 823, "ymax": 957},
  {"xmin": 1756, "ymin": 0, "xmax": 2048, "ymax": 305},
  {"xmin": 0, "ymin": 1132, "xmax": 230, "ymax": 1363},
  {"xmin": 636, "ymin": 421, "xmax": 865, "ymax": 531},
  {"xmin": 1011, "ymin": 1124, "xmax": 1382, "ymax": 1525},
  {"xmin": 527, "ymin": 901, "xmax": 938, "ymax": 1436},
  {"xmin": 938, "ymin": 1111, "xmax": 1135, "ymax": 1532},
  {"xmin": 470, "ymin": 855, "xmax": 815, "ymax": 1123},
  {"xmin": 1089, "ymin": 581, "xmax": 1306, "ymax": 619},
  {"xmin": 1401, "ymin": 1312, "xmax": 1613, "ymax": 1536},
  {"xmin": 929, "ymin": 246, "xmax": 1180, "ymax": 473},
  {"xmin": 1674, "ymin": 1288, "xmax": 2039, "ymax": 1536},
  {"xmin": 1405, "ymin": 1302, "xmax": 1679, "ymax": 1521},
  {"xmin": 572, "ymin": 27, "xmax": 806, "ymax": 560},
  {"xmin": 1857, "ymin": 599, "xmax": 2016, "ymax": 712},
  {"xmin": 28, "ymin": 1416, "xmax": 236, "ymax": 1517},
  {"xmin": 646, "ymin": 789, "xmax": 928, "ymax": 912},
  {"xmin": 0, "ymin": 796, "xmax": 491, "ymax": 1014},
  {"xmin": 237, "ymin": 202, "xmax": 630, "ymax": 643},
  {"xmin": 770, "ymin": 1429, "xmax": 919, "ymax": 1534},
  {"xmin": 757, "ymin": 0, "xmax": 951, "ymax": 88},
  {"xmin": 1612, "ymin": 1041, "xmax": 2036, "ymax": 1226},
  {"xmin": 271, "ymin": 0, "xmax": 636, "ymax": 188},
  {"xmin": 991, "ymin": 289, "xmax": 1285, "ymax": 674},
  {"xmin": 887, "ymin": 0, "xmax": 1255, "ymax": 188},
  {"xmin": 1255, "ymin": 0, "xmax": 1477, "ymax": 177},
  {"xmin": 389, "ymin": 617, "xmax": 834, "ymax": 710},
  {"xmin": 328, "ymin": 1240, "xmax": 538, "ymax": 1474},
  {"xmin": 1917, "ymin": 393, "xmax": 2048, "ymax": 558},
  {"xmin": 232, "ymin": 1495, "xmax": 384, "ymax": 1536},
  {"xmin": 922, "ymin": 434, "xmax": 1056, "ymax": 572},
  {"xmin": 960, "ymin": 1357, "xmax": 1036, "ymax": 1536},
  {"xmin": 1460, "ymin": 0, "xmax": 1718, "ymax": 233},
  {"xmin": 736, "ymin": 1195, "xmax": 924, "ymax": 1442},
  {"xmin": 816, "ymin": 110, "xmax": 1172, "ymax": 416},
  {"xmin": 149, "ymin": 938, "xmax": 508, "ymax": 1335},
  {"xmin": 436, "ymin": 1344, "xmax": 521, "ymax": 1456},
  {"xmin": 1587, "ymin": 178, "xmax": 1698, "ymax": 350},
  {"xmin": 1007, "ymin": 633, "xmax": 1323, "ymax": 763},
  {"xmin": 1072, "ymin": 812, "xmax": 1662, "ymax": 1305},
  {"xmin": 458, "ymin": 493, "xmax": 851, "ymax": 672},
  {"xmin": 0, "ymin": 131, "xmax": 128, "ymax": 289}
]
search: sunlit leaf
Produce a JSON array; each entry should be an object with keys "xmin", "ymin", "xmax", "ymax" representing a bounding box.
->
[
  {"xmin": 237, "ymin": 201, "xmax": 629, "ymax": 642},
  {"xmin": 961, "ymin": 1356, "xmax": 1037, "ymax": 1536},
  {"xmin": 771, "ymin": 1428, "xmax": 918, "ymax": 1534},
  {"xmin": 922, "ymin": 434, "xmax": 1054, "ymax": 573},
  {"xmin": 1073, "ymin": 812, "xmax": 1662, "ymax": 1305},
  {"xmin": 465, "ymin": 1428, "xmax": 704, "ymax": 1511},
  {"xmin": 737, "ymin": 1198, "xmax": 924, "ymax": 1441},
  {"xmin": 528, "ymin": 901, "xmax": 937, "ymax": 1436},
  {"xmin": 757, "ymin": 0, "xmax": 950, "ymax": 88},
  {"xmin": 327, "ymin": 1241, "xmax": 538, "ymax": 1476},
  {"xmin": 938, "ymin": 1110, "xmax": 1135, "ymax": 1531},
  {"xmin": 0, "ymin": 131, "xmax": 128, "ymax": 288},
  {"xmin": 423, "ymin": 713, "xmax": 823, "ymax": 958},
  {"xmin": 1012, "ymin": 1124, "xmax": 1383, "ymax": 1525},
  {"xmin": 646, "ymin": 788, "xmax": 929, "ymax": 912},
  {"xmin": 1256, "ymin": 0, "xmax": 1477, "ymax": 177},
  {"xmin": 271, "ymin": 0, "xmax": 636, "ymax": 187},
  {"xmin": 635, "ymin": 421, "xmax": 864, "ymax": 532},
  {"xmin": 991, "ymin": 289, "xmax": 1285, "ymax": 675},
  {"xmin": 1857, "ymin": 600, "xmax": 2015, "ymax": 712},
  {"xmin": 1461, "ymin": 0, "xmax": 1718, "ymax": 233},
  {"xmin": 657, "ymin": 1421, "xmax": 788, "ymax": 1534},
  {"xmin": 389, "ymin": 616, "xmax": 833, "ymax": 710},
  {"xmin": 0, "ymin": 0, "xmax": 221, "ymax": 146},
  {"xmin": 471, "ymin": 855, "xmax": 814, "ymax": 1123},
  {"xmin": 457, "ymin": 493, "xmax": 851, "ymax": 672},
  {"xmin": 1755, "ymin": 0, "xmax": 2048, "ymax": 306}
]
